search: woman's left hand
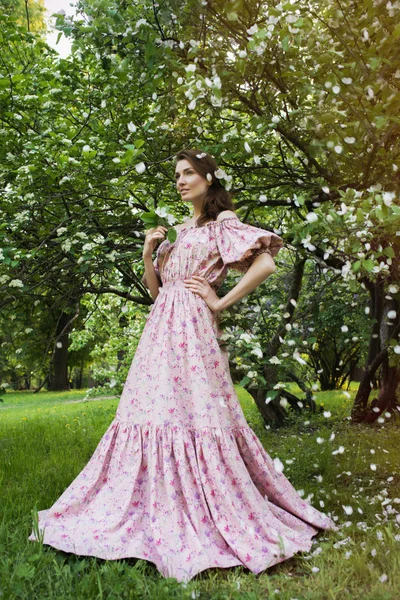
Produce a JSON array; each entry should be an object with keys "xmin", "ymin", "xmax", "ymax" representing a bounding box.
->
[{"xmin": 184, "ymin": 275, "xmax": 222, "ymax": 313}]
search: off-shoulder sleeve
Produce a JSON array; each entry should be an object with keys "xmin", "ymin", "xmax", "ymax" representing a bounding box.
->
[
  {"xmin": 141, "ymin": 254, "xmax": 161, "ymax": 288},
  {"xmin": 215, "ymin": 217, "xmax": 284, "ymax": 274}
]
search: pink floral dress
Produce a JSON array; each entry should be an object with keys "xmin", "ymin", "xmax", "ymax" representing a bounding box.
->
[{"xmin": 29, "ymin": 216, "xmax": 337, "ymax": 582}]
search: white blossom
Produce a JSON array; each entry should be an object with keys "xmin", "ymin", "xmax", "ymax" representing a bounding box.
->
[
  {"xmin": 382, "ymin": 192, "xmax": 395, "ymax": 206},
  {"xmin": 135, "ymin": 162, "xmax": 146, "ymax": 174},
  {"xmin": 247, "ymin": 24, "xmax": 258, "ymax": 35},
  {"xmin": 269, "ymin": 356, "xmax": 281, "ymax": 364},
  {"xmin": 293, "ymin": 351, "xmax": 307, "ymax": 365}
]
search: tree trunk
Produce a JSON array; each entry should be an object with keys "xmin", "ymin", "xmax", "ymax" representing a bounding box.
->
[
  {"xmin": 365, "ymin": 363, "xmax": 400, "ymax": 423},
  {"xmin": 48, "ymin": 312, "xmax": 70, "ymax": 391},
  {"xmin": 117, "ymin": 314, "xmax": 128, "ymax": 371},
  {"xmin": 366, "ymin": 279, "xmax": 384, "ymax": 388},
  {"xmin": 77, "ymin": 359, "xmax": 84, "ymax": 389},
  {"xmin": 364, "ymin": 295, "xmax": 400, "ymax": 422},
  {"xmin": 47, "ymin": 303, "xmax": 80, "ymax": 392},
  {"xmin": 248, "ymin": 386, "xmax": 287, "ymax": 428},
  {"xmin": 352, "ymin": 295, "xmax": 400, "ymax": 422},
  {"xmin": 24, "ymin": 373, "xmax": 31, "ymax": 390}
]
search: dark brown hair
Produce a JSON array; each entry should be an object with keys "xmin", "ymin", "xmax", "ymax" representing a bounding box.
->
[{"xmin": 174, "ymin": 148, "xmax": 236, "ymax": 228}]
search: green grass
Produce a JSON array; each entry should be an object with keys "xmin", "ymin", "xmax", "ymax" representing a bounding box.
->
[
  {"xmin": 0, "ymin": 389, "xmax": 117, "ymax": 412},
  {"xmin": 1, "ymin": 386, "xmax": 399, "ymax": 599}
]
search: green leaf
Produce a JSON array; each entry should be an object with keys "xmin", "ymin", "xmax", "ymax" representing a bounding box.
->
[
  {"xmin": 375, "ymin": 207, "xmax": 385, "ymax": 221},
  {"xmin": 281, "ymin": 36, "xmax": 290, "ymax": 52},
  {"xmin": 348, "ymin": 279, "xmax": 358, "ymax": 292},
  {"xmin": 393, "ymin": 22, "xmax": 400, "ymax": 39},
  {"xmin": 140, "ymin": 212, "xmax": 158, "ymax": 227},
  {"xmin": 119, "ymin": 57, "xmax": 130, "ymax": 72},
  {"xmin": 383, "ymin": 246, "xmax": 395, "ymax": 258},
  {"xmin": 361, "ymin": 259, "xmax": 375, "ymax": 272},
  {"xmin": 167, "ymin": 228, "xmax": 177, "ymax": 243},
  {"xmin": 374, "ymin": 116, "xmax": 386, "ymax": 129},
  {"xmin": 369, "ymin": 57, "xmax": 381, "ymax": 70}
]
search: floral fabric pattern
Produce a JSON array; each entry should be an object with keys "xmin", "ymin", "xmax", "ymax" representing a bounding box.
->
[{"xmin": 29, "ymin": 217, "xmax": 337, "ymax": 582}]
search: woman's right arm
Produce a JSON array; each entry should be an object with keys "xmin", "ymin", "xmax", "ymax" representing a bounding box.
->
[
  {"xmin": 142, "ymin": 255, "xmax": 162, "ymax": 301},
  {"xmin": 142, "ymin": 225, "xmax": 168, "ymax": 302}
]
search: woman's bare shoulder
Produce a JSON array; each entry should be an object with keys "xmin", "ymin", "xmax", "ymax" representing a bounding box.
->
[
  {"xmin": 174, "ymin": 218, "xmax": 196, "ymax": 233},
  {"xmin": 216, "ymin": 210, "xmax": 239, "ymax": 222}
]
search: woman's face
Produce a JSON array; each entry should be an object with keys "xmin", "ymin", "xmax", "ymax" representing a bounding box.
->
[{"xmin": 175, "ymin": 159, "xmax": 209, "ymax": 202}]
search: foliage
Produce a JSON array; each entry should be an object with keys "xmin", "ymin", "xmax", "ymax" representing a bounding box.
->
[
  {"xmin": 1, "ymin": 0, "xmax": 46, "ymax": 33},
  {"xmin": 0, "ymin": 0, "xmax": 399, "ymax": 415},
  {"xmin": 222, "ymin": 262, "xmax": 371, "ymax": 391}
]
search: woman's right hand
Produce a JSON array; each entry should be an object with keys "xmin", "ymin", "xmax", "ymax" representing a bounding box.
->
[{"xmin": 143, "ymin": 225, "xmax": 169, "ymax": 259}]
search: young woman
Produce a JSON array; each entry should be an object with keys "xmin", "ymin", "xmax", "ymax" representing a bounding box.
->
[{"xmin": 29, "ymin": 149, "xmax": 337, "ymax": 582}]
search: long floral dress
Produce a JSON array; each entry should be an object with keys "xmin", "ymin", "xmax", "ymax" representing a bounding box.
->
[{"xmin": 28, "ymin": 216, "xmax": 337, "ymax": 582}]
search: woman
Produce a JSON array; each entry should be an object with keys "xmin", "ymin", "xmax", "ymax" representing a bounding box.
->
[{"xmin": 29, "ymin": 149, "xmax": 337, "ymax": 582}]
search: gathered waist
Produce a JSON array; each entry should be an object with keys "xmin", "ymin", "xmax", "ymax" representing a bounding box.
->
[
  {"xmin": 158, "ymin": 280, "xmax": 190, "ymax": 293},
  {"xmin": 157, "ymin": 279, "xmax": 221, "ymax": 326},
  {"xmin": 158, "ymin": 278, "xmax": 217, "ymax": 296}
]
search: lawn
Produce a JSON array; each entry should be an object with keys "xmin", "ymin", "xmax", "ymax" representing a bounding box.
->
[{"xmin": 0, "ymin": 385, "xmax": 399, "ymax": 599}]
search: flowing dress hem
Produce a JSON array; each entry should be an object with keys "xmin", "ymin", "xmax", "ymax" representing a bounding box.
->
[{"xmin": 28, "ymin": 419, "xmax": 337, "ymax": 582}]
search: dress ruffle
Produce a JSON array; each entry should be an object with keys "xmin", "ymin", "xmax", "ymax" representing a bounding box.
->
[
  {"xmin": 29, "ymin": 420, "xmax": 337, "ymax": 582},
  {"xmin": 215, "ymin": 218, "xmax": 284, "ymax": 274}
]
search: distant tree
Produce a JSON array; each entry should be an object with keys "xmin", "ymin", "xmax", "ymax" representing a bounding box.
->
[
  {"xmin": 1, "ymin": 0, "xmax": 46, "ymax": 33},
  {"xmin": 0, "ymin": 0, "xmax": 398, "ymax": 419}
]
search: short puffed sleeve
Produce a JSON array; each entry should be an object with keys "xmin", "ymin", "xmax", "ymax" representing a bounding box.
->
[
  {"xmin": 215, "ymin": 217, "xmax": 284, "ymax": 274},
  {"xmin": 141, "ymin": 254, "xmax": 161, "ymax": 288}
]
